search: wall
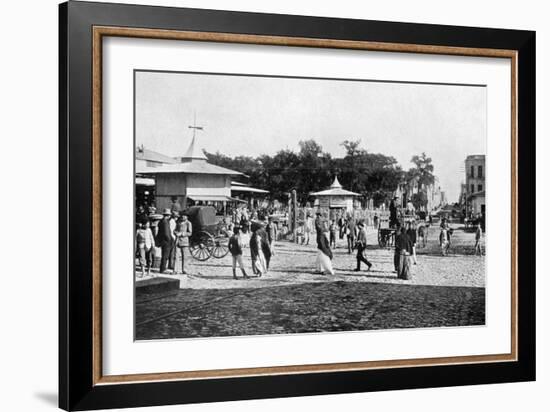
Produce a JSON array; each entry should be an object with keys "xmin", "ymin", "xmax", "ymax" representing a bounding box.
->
[
  {"xmin": 465, "ymin": 155, "xmax": 486, "ymax": 195},
  {"xmin": 0, "ymin": 1, "xmax": 546, "ymax": 412}
]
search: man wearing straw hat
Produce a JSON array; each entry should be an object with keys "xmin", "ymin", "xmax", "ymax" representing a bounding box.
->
[{"xmin": 156, "ymin": 208, "xmax": 175, "ymax": 273}]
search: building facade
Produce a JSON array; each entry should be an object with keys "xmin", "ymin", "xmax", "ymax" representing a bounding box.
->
[
  {"xmin": 137, "ymin": 135, "xmax": 242, "ymax": 213},
  {"xmin": 464, "ymin": 154, "xmax": 486, "ymax": 216}
]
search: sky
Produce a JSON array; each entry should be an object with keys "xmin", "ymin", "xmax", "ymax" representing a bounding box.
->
[{"xmin": 135, "ymin": 71, "xmax": 487, "ymax": 202}]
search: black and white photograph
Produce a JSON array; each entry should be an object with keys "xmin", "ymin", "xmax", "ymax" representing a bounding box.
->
[{"xmin": 134, "ymin": 70, "xmax": 487, "ymax": 340}]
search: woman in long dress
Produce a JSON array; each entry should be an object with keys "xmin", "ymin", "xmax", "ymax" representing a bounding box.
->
[
  {"xmin": 395, "ymin": 226, "xmax": 412, "ymax": 280},
  {"xmin": 317, "ymin": 231, "xmax": 335, "ymax": 275},
  {"xmin": 249, "ymin": 229, "xmax": 267, "ymax": 276}
]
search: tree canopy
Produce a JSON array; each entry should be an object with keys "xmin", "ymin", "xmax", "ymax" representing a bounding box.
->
[{"xmin": 205, "ymin": 139, "xmax": 418, "ymax": 207}]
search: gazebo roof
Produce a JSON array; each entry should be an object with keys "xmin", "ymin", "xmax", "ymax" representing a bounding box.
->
[{"xmin": 310, "ymin": 176, "xmax": 360, "ymax": 197}]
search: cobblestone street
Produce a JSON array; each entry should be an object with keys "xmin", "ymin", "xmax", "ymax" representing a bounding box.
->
[{"xmin": 136, "ymin": 226, "xmax": 486, "ymax": 340}]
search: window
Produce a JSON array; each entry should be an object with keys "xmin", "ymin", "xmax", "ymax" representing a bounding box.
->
[
  {"xmin": 470, "ymin": 165, "xmax": 474, "ymax": 178},
  {"xmin": 478, "ymin": 165, "xmax": 483, "ymax": 178},
  {"xmin": 478, "ymin": 184, "xmax": 483, "ymax": 192},
  {"xmin": 470, "ymin": 184, "xmax": 474, "ymax": 193}
]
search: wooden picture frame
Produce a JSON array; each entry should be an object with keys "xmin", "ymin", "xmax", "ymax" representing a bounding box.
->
[{"xmin": 59, "ymin": 1, "xmax": 535, "ymax": 410}]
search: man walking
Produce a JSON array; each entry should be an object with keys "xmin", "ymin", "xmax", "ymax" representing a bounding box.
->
[{"xmin": 354, "ymin": 221, "xmax": 372, "ymax": 271}]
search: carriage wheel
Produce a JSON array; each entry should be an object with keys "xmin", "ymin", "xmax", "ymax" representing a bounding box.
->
[
  {"xmin": 189, "ymin": 232, "xmax": 214, "ymax": 261},
  {"xmin": 211, "ymin": 237, "xmax": 229, "ymax": 259},
  {"xmin": 378, "ymin": 230, "xmax": 387, "ymax": 247}
]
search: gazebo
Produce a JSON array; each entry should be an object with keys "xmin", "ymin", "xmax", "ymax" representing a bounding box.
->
[{"xmin": 310, "ymin": 176, "xmax": 361, "ymax": 213}]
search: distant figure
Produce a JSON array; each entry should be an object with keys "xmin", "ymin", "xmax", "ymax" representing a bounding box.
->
[
  {"xmin": 170, "ymin": 196, "xmax": 182, "ymax": 215},
  {"xmin": 266, "ymin": 217, "xmax": 277, "ymax": 255},
  {"xmin": 439, "ymin": 219, "xmax": 450, "ymax": 256},
  {"xmin": 329, "ymin": 220, "xmax": 337, "ymax": 249},
  {"xmin": 474, "ymin": 222, "xmax": 483, "ymax": 256},
  {"xmin": 418, "ymin": 224, "xmax": 429, "ymax": 248},
  {"xmin": 317, "ymin": 230, "xmax": 334, "ymax": 275},
  {"xmin": 395, "ymin": 226, "xmax": 413, "ymax": 280},
  {"xmin": 406, "ymin": 221, "xmax": 418, "ymax": 265},
  {"xmin": 373, "ymin": 214, "xmax": 379, "ymax": 230},
  {"xmin": 135, "ymin": 218, "xmax": 155, "ymax": 277},
  {"xmin": 240, "ymin": 213, "xmax": 249, "ymax": 234},
  {"xmin": 353, "ymin": 221, "xmax": 372, "ymax": 272},
  {"xmin": 346, "ymin": 216, "xmax": 357, "ymax": 255},
  {"xmin": 338, "ymin": 214, "xmax": 346, "ymax": 239},
  {"xmin": 389, "ymin": 197, "xmax": 399, "ymax": 228},
  {"xmin": 228, "ymin": 226, "xmax": 249, "ymax": 280},
  {"xmin": 303, "ymin": 213, "xmax": 314, "ymax": 245},
  {"xmin": 406, "ymin": 200, "xmax": 415, "ymax": 215},
  {"xmin": 440, "ymin": 218, "xmax": 453, "ymax": 252}
]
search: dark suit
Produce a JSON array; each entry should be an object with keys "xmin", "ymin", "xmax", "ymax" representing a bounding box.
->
[{"xmin": 156, "ymin": 217, "xmax": 174, "ymax": 273}]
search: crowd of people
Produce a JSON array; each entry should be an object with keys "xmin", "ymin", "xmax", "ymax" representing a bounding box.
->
[
  {"xmin": 135, "ymin": 198, "xmax": 484, "ymax": 281},
  {"xmin": 135, "ymin": 208, "xmax": 192, "ymax": 277}
]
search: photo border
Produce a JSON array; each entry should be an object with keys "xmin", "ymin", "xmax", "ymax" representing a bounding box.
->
[{"xmin": 59, "ymin": 1, "xmax": 534, "ymax": 410}]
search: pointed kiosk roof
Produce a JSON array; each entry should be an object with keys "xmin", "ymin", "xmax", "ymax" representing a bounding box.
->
[
  {"xmin": 310, "ymin": 176, "xmax": 361, "ymax": 197},
  {"xmin": 181, "ymin": 135, "xmax": 208, "ymax": 162}
]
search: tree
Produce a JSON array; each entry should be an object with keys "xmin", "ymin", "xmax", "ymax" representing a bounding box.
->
[
  {"xmin": 409, "ymin": 152, "xmax": 435, "ymax": 188},
  {"xmin": 336, "ymin": 140, "xmax": 403, "ymax": 205},
  {"xmin": 406, "ymin": 152, "xmax": 436, "ymax": 210}
]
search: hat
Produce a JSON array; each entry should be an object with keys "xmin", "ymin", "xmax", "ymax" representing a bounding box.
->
[
  {"xmin": 315, "ymin": 211, "xmax": 322, "ymax": 216},
  {"xmin": 162, "ymin": 208, "xmax": 171, "ymax": 215}
]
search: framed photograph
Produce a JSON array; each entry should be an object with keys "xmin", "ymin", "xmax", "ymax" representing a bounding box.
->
[{"xmin": 59, "ymin": 1, "xmax": 535, "ymax": 410}]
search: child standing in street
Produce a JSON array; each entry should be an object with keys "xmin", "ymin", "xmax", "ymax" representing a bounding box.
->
[
  {"xmin": 135, "ymin": 219, "xmax": 155, "ymax": 277},
  {"xmin": 228, "ymin": 226, "xmax": 249, "ymax": 280}
]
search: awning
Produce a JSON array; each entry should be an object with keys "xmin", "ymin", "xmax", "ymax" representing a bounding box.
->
[
  {"xmin": 135, "ymin": 177, "xmax": 155, "ymax": 186},
  {"xmin": 186, "ymin": 195, "xmax": 246, "ymax": 203},
  {"xmin": 230, "ymin": 185, "xmax": 269, "ymax": 194},
  {"xmin": 187, "ymin": 195, "xmax": 230, "ymax": 202},
  {"xmin": 227, "ymin": 196, "xmax": 247, "ymax": 203}
]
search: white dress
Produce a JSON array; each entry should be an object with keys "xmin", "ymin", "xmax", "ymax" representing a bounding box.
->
[{"xmin": 316, "ymin": 233, "xmax": 334, "ymax": 275}]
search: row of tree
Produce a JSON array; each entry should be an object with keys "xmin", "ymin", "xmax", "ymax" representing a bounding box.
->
[{"xmin": 205, "ymin": 139, "xmax": 435, "ymax": 208}]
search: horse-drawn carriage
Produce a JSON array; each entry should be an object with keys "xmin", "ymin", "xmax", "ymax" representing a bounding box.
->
[{"xmin": 184, "ymin": 206, "xmax": 230, "ymax": 261}]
